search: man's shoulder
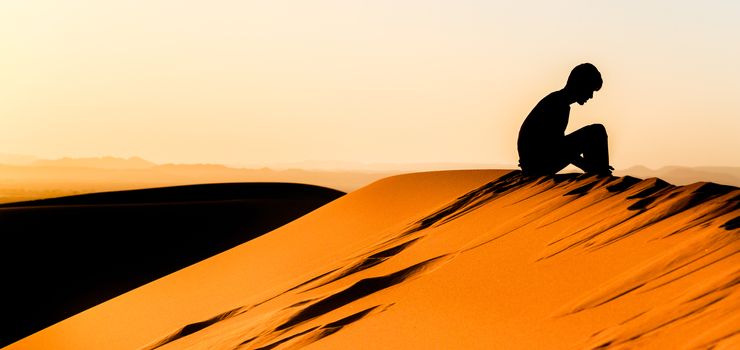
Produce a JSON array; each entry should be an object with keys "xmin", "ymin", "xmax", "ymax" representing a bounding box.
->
[
  {"xmin": 534, "ymin": 90, "xmax": 569, "ymax": 112},
  {"xmin": 541, "ymin": 90, "xmax": 567, "ymax": 104}
]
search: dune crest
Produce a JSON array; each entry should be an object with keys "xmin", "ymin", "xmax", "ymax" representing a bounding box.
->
[{"xmin": 10, "ymin": 170, "xmax": 738, "ymax": 350}]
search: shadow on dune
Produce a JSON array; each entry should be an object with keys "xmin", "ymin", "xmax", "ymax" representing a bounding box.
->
[
  {"xmin": 0, "ymin": 182, "xmax": 344, "ymax": 347},
  {"xmin": 143, "ymin": 307, "xmax": 246, "ymax": 349},
  {"xmin": 297, "ymin": 237, "xmax": 423, "ymax": 293},
  {"xmin": 146, "ymin": 254, "xmax": 447, "ymax": 349},
  {"xmin": 252, "ymin": 305, "xmax": 383, "ymax": 350},
  {"xmin": 721, "ymin": 216, "xmax": 739, "ymax": 230},
  {"xmin": 275, "ymin": 255, "xmax": 444, "ymax": 332}
]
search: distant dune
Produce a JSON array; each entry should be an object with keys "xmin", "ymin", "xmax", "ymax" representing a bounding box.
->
[
  {"xmin": 0, "ymin": 183, "xmax": 344, "ymax": 347},
  {"xmin": 8, "ymin": 170, "xmax": 737, "ymax": 349}
]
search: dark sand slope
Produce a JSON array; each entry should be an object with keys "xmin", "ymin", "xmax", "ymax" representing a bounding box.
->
[
  {"xmin": 0, "ymin": 183, "xmax": 344, "ymax": 347},
  {"xmin": 8, "ymin": 171, "xmax": 739, "ymax": 349}
]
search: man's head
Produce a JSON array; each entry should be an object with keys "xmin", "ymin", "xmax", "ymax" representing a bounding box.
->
[{"xmin": 566, "ymin": 63, "xmax": 602, "ymax": 105}]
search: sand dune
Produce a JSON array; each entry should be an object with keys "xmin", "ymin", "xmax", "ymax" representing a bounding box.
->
[
  {"xmin": 0, "ymin": 183, "xmax": 344, "ymax": 347},
  {"xmin": 7, "ymin": 170, "xmax": 738, "ymax": 349}
]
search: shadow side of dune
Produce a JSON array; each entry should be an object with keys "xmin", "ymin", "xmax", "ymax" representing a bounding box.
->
[
  {"xmin": 0, "ymin": 182, "xmax": 344, "ymax": 348},
  {"xmin": 144, "ymin": 171, "xmax": 737, "ymax": 349}
]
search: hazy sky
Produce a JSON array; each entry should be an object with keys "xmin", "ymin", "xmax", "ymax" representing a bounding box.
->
[{"xmin": 1, "ymin": 1, "xmax": 738, "ymax": 168}]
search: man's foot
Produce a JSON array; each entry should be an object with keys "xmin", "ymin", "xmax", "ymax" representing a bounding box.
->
[{"xmin": 591, "ymin": 165, "xmax": 614, "ymax": 177}]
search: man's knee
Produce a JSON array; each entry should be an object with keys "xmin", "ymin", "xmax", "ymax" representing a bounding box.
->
[{"xmin": 587, "ymin": 124, "xmax": 607, "ymax": 138}]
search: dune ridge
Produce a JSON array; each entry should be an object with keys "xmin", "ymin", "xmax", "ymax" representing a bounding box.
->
[{"xmin": 9, "ymin": 170, "xmax": 738, "ymax": 349}]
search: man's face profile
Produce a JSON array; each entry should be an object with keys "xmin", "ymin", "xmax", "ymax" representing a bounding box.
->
[{"xmin": 575, "ymin": 87, "xmax": 596, "ymax": 105}]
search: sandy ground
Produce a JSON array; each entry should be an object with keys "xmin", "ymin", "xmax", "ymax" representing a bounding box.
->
[{"xmin": 7, "ymin": 170, "xmax": 738, "ymax": 349}]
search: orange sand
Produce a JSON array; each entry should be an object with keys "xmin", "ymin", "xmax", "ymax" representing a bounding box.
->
[{"xmin": 7, "ymin": 170, "xmax": 739, "ymax": 349}]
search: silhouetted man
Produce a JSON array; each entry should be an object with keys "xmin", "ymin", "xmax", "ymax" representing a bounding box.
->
[{"xmin": 517, "ymin": 63, "xmax": 613, "ymax": 176}]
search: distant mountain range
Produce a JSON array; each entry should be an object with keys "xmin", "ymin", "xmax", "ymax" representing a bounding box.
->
[
  {"xmin": 31, "ymin": 156, "xmax": 156, "ymax": 169},
  {"xmin": 0, "ymin": 156, "xmax": 397, "ymax": 203},
  {"xmin": 616, "ymin": 165, "xmax": 740, "ymax": 187},
  {"xmin": 0, "ymin": 155, "xmax": 737, "ymax": 203}
]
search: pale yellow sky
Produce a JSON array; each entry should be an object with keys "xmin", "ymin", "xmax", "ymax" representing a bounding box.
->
[{"xmin": 1, "ymin": 1, "xmax": 738, "ymax": 168}]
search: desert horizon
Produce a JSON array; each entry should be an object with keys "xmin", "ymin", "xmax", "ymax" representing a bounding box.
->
[{"xmin": 1, "ymin": 154, "xmax": 740, "ymax": 205}]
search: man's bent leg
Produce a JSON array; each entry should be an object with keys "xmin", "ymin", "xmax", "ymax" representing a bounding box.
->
[
  {"xmin": 520, "ymin": 145, "xmax": 571, "ymax": 175},
  {"xmin": 565, "ymin": 124, "xmax": 610, "ymax": 173}
]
